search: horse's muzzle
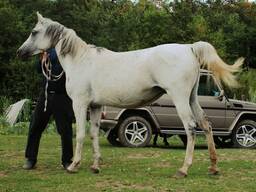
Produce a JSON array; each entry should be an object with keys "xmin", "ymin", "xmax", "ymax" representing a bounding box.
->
[{"xmin": 17, "ymin": 48, "xmax": 30, "ymax": 60}]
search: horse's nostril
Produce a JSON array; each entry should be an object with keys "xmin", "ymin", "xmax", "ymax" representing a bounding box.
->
[{"xmin": 17, "ymin": 48, "xmax": 25, "ymax": 58}]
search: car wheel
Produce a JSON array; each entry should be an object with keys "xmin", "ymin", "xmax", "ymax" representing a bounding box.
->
[
  {"xmin": 118, "ymin": 116, "xmax": 152, "ymax": 147},
  {"xmin": 232, "ymin": 120, "xmax": 256, "ymax": 148},
  {"xmin": 107, "ymin": 129, "xmax": 121, "ymax": 146},
  {"xmin": 213, "ymin": 136, "xmax": 233, "ymax": 148}
]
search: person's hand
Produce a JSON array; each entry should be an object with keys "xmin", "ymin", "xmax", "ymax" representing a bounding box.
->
[
  {"xmin": 41, "ymin": 51, "xmax": 48, "ymax": 64},
  {"xmin": 39, "ymin": 52, "xmax": 45, "ymax": 60}
]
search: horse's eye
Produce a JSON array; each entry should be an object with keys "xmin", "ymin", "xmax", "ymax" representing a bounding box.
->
[{"xmin": 31, "ymin": 30, "xmax": 38, "ymax": 36}]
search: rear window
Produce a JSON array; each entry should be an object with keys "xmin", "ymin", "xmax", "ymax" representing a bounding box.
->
[{"xmin": 198, "ymin": 75, "xmax": 220, "ymax": 96}]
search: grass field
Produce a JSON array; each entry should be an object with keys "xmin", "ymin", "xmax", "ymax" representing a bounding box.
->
[{"xmin": 0, "ymin": 134, "xmax": 255, "ymax": 192}]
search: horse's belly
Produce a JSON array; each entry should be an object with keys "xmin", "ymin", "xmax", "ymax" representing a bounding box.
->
[{"xmin": 95, "ymin": 86, "xmax": 165, "ymax": 108}]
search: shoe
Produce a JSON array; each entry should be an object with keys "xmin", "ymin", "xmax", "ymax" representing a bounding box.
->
[
  {"xmin": 62, "ymin": 162, "xmax": 72, "ymax": 170},
  {"xmin": 23, "ymin": 160, "xmax": 36, "ymax": 170}
]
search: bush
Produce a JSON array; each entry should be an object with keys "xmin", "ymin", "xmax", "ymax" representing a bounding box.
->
[
  {"xmin": 233, "ymin": 69, "xmax": 256, "ymax": 102},
  {"xmin": 0, "ymin": 117, "xmax": 57, "ymax": 135},
  {"xmin": 0, "ymin": 96, "xmax": 13, "ymax": 115},
  {"xmin": 7, "ymin": 121, "xmax": 30, "ymax": 135},
  {"xmin": 0, "ymin": 116, "xmax": 10, "ymax": 135},
  {"xmin": 0, "ymin": 98, "xmax": 58, "ymax": 135}
]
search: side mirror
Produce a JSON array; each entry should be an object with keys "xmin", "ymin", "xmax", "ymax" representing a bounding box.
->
[{"xmin": 218, "ymin": 90, "xmax": 225, "ymax": 101}]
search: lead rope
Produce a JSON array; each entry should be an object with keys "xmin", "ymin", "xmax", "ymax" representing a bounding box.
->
[{"xmin": 41, "ymin": 52, "xmax": 64, "ymax": 112}]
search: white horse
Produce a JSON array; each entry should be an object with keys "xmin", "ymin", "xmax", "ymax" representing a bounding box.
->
[{"xmin": 17, "ymin": 12, "xmax": 243, "ymax": 177}]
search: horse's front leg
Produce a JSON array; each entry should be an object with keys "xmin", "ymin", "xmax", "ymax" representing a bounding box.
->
[
  {"xmin": 67, "ymin": 99, "xmax": 88, "ymax": 173},
  {"xmin": 89, "ymin": 106, "xmax": 102, "ymax": 173}
]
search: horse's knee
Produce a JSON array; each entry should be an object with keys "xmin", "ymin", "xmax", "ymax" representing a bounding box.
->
[
  {"xmin": 187, "ymin": 120, "xmax": 197, "ymax": 136},
  {"xmin": 90, "ymin": 123, "xmax": 100, "ymax": 137}
]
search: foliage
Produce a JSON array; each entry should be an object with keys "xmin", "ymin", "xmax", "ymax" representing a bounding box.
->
[
  {"xmin": 2, "ymin": 59, "xmax": 42, "ymax": 100},
  {"xmin": 0, "ymin": 96, "xmax": 57, "ymax": 135},
  {"xmin": 0, "ymin": 117, "xmax": 57, "ymax": 135},
  {"xmin": 0, "ymin": 116, "xmax": 9, "ymax": 135},
  {"xmin": 234, "ymin": 69, "xmax": 256, "ymax": 102},
  {"xmin": 0, "ymin": 0, "xmax": 256, "ymax": 102},
  {"xmin": 0, "ymin": 96, "xmax": 13, "ymax": 115}
]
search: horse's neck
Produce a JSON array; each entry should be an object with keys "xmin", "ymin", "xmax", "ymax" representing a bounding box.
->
[{"xmin": 55, "ymin": 31, "xmax": 89, "ymax": 72}]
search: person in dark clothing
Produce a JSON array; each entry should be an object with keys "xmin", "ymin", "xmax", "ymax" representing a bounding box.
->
[{"xmin": 23, "ymin": 48, "xmax": 74, "ymax": 170}]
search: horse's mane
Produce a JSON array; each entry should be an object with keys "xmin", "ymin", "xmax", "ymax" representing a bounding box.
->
[
  {"xmin": 45, "ymin": 20, "xmax": 108, "ymax": 58},
  {"xmin": 45, "ymin": 21, "xmax": 64, "ymax": 48},
  {"xmin": 60, "ymin": 28, "xmax": 82, "ymax": 57},
  {"xmin": 45, "ymin": 21, "xmax": 86, "ymax": 57}
]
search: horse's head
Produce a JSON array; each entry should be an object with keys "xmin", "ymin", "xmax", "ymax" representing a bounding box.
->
[{"xmin": 17, "ymin": 12, "xmax": 64, "ymax": 59}]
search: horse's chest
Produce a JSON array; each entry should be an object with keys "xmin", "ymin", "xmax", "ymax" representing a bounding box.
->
[{"xmin": 65, "ymin": 76, "xmax": 91, "ymax": 97}]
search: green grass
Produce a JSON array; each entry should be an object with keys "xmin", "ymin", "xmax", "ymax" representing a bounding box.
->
[{"xmin": 0, "ymin": 135, "xmax": 255, "ymax": 192}]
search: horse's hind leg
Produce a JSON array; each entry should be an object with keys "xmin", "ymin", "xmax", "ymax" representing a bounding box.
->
[
  {"xmin": 190, "ymin": 99, "xmax": 219, "ymax": 175},
  {"xmin": 188, "ymin": 73, "xmax": 218, "ymax": 175},
  {"xmin": 67, "ymin": 99, "xmax": 88, "ymax": 173},
  {"xmin": 89, "ymin": 106, "xmax": 102, "ymax": 173},
  {"xmin": 168, "ymin": 92, "xmax": 197, "ymax": 178}
]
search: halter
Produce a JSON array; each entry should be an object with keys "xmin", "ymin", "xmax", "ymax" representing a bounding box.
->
[
  {"xmin": 41, "ymin": 25, "xmax": 66, "ymax": 111},
  {"xmin": 41, "ymin": 52, "xmax": 64, "ymax": 111}
]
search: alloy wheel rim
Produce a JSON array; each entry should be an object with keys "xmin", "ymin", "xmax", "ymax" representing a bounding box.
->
[
  {"xmin": 124, "ymin": 121, "xmax": 148, "ymax": 146},
  {"xmin": 236, "ymin": 124, "xmax": 256, "ymax": 147}
]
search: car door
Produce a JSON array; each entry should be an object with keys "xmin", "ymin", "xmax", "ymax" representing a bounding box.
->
[
  {"xmin": 150, "ymin": 73, "xmax": 227, "ymax": 130},
  {"xmin": 150, "ymin": 94, "xmax": 182, "ymax": 129},
  {"xmin": 198, "ymin": 74, "xmax": 227, "ymax": 130}
]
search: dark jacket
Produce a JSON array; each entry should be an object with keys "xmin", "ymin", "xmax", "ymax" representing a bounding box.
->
[{"xmin": 37, "ymin": 48, "xmax": 67, "ymax": 94}]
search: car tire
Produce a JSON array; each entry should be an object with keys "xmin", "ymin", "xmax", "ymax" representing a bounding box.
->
[
  {"xmin": 107, "ymin": 129, "xmax": 121, "ymax": 146},
  {"xmin": 118, "ymin": 116, "xmax": 152, "ymax": 147},
  {"xmin": 232, "ymin": 120, "xmax": 256, "ymax": 148}
]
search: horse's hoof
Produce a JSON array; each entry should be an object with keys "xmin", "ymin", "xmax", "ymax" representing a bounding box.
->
[
  {"xmin": 173, "ymin": 170, "xmax": 187, "ymax": 179},
  {"xmin": 90, "ymin": 166, "xmax": 100, "ymax": 174},
  {"xmin": 66, "ymin": 165, "xmax": 79, "ymax": 174},
  {"xmin": 208, "ymin": 168, "xmax": 219, "ymax": 175}
]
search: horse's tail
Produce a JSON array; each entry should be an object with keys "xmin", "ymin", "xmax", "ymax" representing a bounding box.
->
[{"xmin": 191, "ymin": 41, "xmax": 244, "ymax": 87}]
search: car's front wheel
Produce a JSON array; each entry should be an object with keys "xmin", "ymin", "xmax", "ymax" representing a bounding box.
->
[
  {"xmin": 232, "ymin": 120, "xmax": 256, "ymax": 148},
  {"xmin": 118, "ymin": 116, "xmax": 152, "ymax": 147}
]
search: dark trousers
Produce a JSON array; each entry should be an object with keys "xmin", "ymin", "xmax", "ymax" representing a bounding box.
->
[{"xmin": 25, "ymin": 91, "xmax": 74, "ymax": 164}]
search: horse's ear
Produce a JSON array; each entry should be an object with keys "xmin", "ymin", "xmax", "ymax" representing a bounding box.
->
[{"xmin": 36, "ymin": 11, "xmax": 44, "ymax": 22}]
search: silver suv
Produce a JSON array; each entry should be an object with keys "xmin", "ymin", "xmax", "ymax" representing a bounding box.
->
[{"xmin": 100, "ymin": 70, "xmax": 256, "ymax": 148}]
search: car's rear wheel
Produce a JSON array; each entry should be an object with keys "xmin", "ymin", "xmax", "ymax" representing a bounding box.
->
[
  {"xmin": 118, "ymin": 116, "xmax": 152, "ymax": 147},
  {"xmin": 232, "ymin": 120, "xmax": 256, "ymax": 148},
  {"xmin": 213, "ymin": 136, "xmax": 233, "ymax": 148}
]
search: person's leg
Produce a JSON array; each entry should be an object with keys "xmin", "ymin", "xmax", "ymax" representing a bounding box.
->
[
  {"xmin": 24, "ymin": 92, "xmax": 52, "ymax": 169},
  {"xmin": 163, "ymin": 134, "xmax": 170, "ymax": 146},
  {"xmin": 153, "ymin": 133, "xmax": 158, "ymax": 146},
  {"xmin": 53, "ymin": 94, "xmax": 73, "ymax": 168}
]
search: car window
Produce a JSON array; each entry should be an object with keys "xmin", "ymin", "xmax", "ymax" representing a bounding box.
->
[{"xmin": 198, "ymin": 75, "xmax": 220, "ymax": 96}]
